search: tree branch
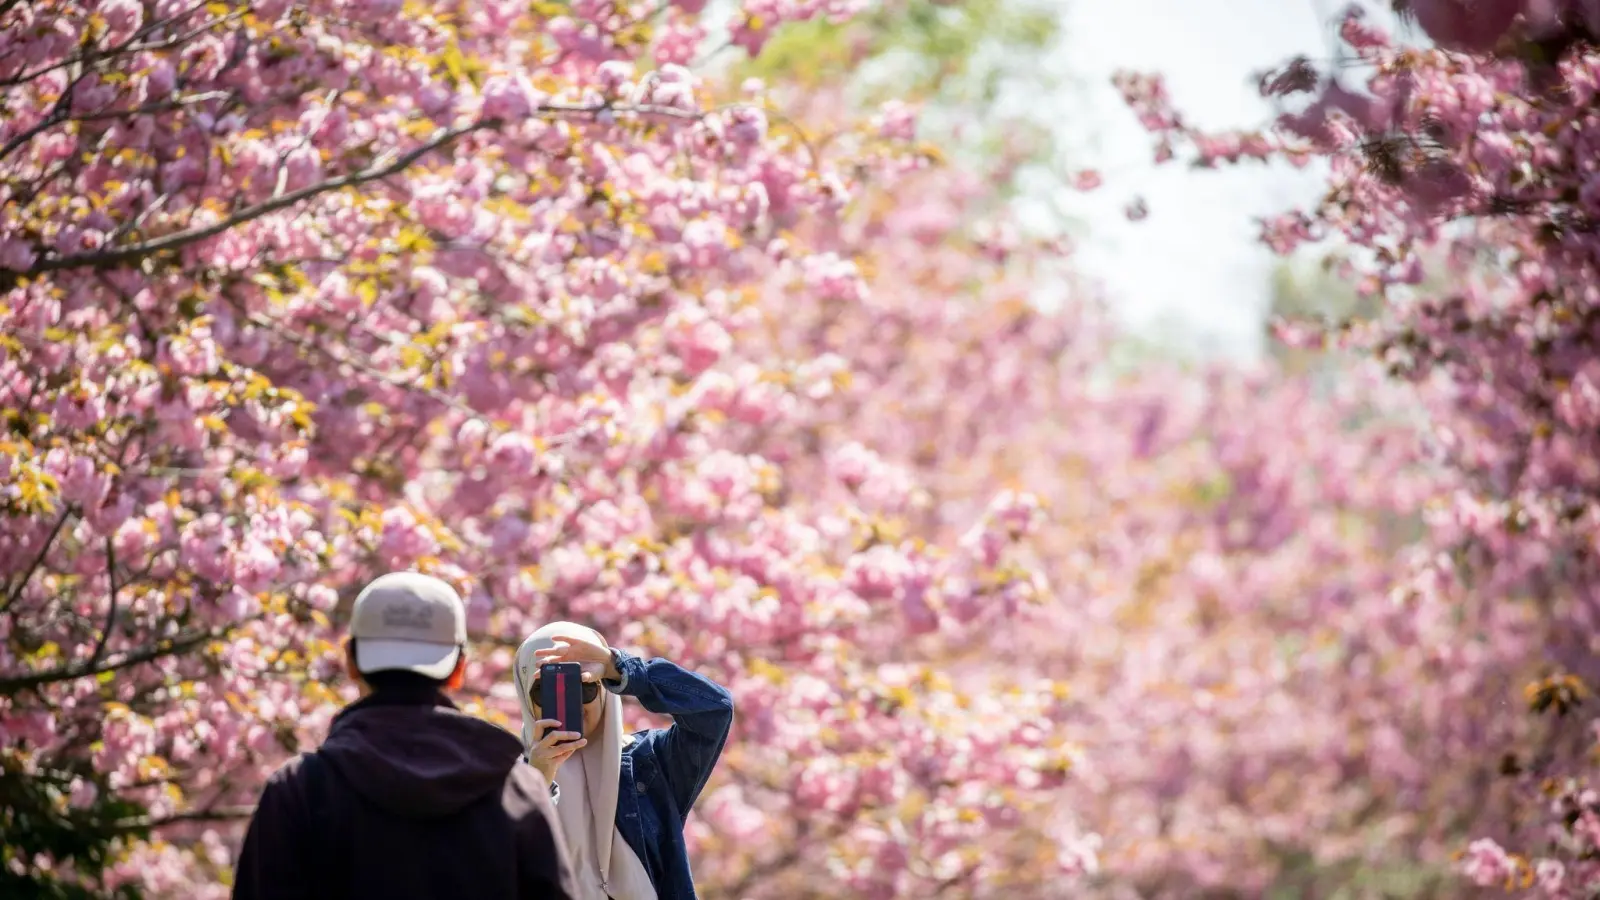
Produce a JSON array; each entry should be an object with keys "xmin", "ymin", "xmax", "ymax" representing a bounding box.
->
[
  {"xmin": 0, "ymin": 626, "xmax": 224, "ymax": 695},
  {"xmin": 0, "ymin": 1, "xmax": 219, "ymax": 89},
  {"xmin": 0, "ymin": 506, "xmax": 76, "ymax": 615},
  {"xmin": 109, "ymin": 804, "xmax": 256, "ymax": 834},
  {"xmin": 222, "ymin": 291, "xmax": 583, "ymax": 452},
  {"xmin": 232, "ymin": 302, "xmax": 489, "ymax": 423},
  {"xmin": 26, "ymin": 119, "xmax": 497, "ymax": 275},
  {"xmin": 21, "ymin": 100, "xmax": 706, "ymax": 278},
  {"xmin": 90, "ymin": 536, "xmax": 121, "ymax": 666},
  {"xmin": 69, "ymin": 90, "xmax": 235, "ymax": 125},
  {"xmin": 0, "ymin": 65, "xmax": 90, "ymax": 164}
]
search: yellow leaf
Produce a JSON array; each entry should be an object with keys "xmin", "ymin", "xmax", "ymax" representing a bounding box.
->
[
  {"xmin": 397, "ymin": 228, "xmax": 436, "ymax": 253},
  {"xmin": 439, "ymin": 41, "xmax": 467, "ymax": 85},
  {"xmin": 398, "ymin": 345, "xmax": 427, "ymax": 369},
  {"xmin": 288, "ymin": 406, "xmax": 315, "ymax": 433},
  {"xmin": 748, "ymin": 658, "xmax": 786, "ymax": 684}
]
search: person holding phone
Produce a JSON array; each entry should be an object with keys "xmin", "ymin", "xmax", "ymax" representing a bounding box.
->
[{"xmin": 513, "ymin": 622, "xmax": 734, "ymax": 900}]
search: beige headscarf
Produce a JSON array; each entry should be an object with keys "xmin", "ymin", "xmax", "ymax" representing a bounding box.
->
[{"xmin": 514, "ymin": 622, "xmax": 657, "ymax": 900}]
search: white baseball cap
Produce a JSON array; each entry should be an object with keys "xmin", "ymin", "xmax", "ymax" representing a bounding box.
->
[{"xmin": 348, "ymin": 572, "xmax": 467, "ymax": 679}]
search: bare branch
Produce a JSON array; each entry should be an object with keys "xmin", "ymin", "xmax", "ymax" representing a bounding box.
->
[{"xmin": 90, "ymin": 536, "xmax": 121, "ymax": 666}]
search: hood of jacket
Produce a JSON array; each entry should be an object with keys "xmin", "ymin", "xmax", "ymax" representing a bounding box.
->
[{"xmin": 317, "ymin": 687, "xmax": 526, "ymax": 819}]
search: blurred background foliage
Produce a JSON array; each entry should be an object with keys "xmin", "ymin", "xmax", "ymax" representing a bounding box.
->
[{"xmin": 730, "ymin": 0, "xmax": 1072, "ymax": 202}]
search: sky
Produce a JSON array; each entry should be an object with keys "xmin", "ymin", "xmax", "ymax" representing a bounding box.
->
[{"xmin": 1039, "ymin": 0, "xmax": 1346, "ymax": 360}]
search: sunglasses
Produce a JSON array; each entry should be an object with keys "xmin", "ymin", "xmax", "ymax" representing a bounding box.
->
[{"xmin": 530, "ymin": 677, "xmax": 602, "ymax": 706}]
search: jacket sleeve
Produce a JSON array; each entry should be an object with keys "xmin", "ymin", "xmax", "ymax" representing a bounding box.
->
[
  {"xmin": 605, "ymin": 649, "xmax": 734, "ymax": 817},
  {"xmin": 231, "ymin": 765, "xmax": 313, "ymax": 900},
  {"xmin": 515, "ymin": 767, "xmax": 579, "ymax": 900}
]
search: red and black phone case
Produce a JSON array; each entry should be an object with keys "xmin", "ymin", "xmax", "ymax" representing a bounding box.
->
[{"xmin": 539, "ymin": 661, "xmax": 585, "ymax": 739}]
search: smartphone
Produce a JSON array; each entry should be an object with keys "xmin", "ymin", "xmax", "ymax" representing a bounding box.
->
[{"xmin": 539, "ymin": 661, "xmax": 585, "ymax": 740}]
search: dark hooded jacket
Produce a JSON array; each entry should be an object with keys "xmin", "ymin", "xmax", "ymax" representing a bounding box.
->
[{"xmin": 232, "ymin": 686, "xmax": 576, "ymax": 900}]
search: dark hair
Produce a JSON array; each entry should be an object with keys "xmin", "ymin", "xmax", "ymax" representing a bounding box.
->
[
  {"xmin": 361, "ymin": 668, "xmax": 447, "ymax": 693},
  {"xmin": 347, "ymin": 638, "xmax": 449, "ymax": 693}
]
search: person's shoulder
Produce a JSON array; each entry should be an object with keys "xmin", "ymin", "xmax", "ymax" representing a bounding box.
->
[
  {"xmin": 266, "ymin": 748, "xmax": 339, "ymax": 795},
  {"xmin": 249, "ymin": 751, "xmax": 320, "ymax": 817},
  {"xmin": 499, "ymin": 759, "xmax": 553, "ymax": 815}
]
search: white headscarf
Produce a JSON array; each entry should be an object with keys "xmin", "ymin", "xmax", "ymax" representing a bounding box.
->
[{"xmin": 514, "ymin": 622, "xmax": 657, "ymax": 900}]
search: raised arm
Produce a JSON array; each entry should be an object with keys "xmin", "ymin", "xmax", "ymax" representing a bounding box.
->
[{"xmin": 604, "ymin": 649, "xmax": 734, "ymax": 817}]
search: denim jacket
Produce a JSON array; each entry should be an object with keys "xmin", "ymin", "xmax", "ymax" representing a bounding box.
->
[{"xmin": 549, "ymin": 648, "xmax": 734, "ymax": 900}]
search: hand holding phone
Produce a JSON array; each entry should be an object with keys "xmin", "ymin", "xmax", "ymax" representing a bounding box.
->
[{"xmin": 526, "ymin": 718, "xmax": 585, "ymax": 781}]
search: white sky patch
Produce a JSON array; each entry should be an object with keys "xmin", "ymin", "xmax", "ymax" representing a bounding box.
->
[{"xmin": 1034, "ymin": 0, "xmax": 1348, "ymax": 360}]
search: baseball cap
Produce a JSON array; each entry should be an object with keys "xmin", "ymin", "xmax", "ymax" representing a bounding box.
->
[{"xmin": 349, "ymin": 572, "xmax": 467, "ymax": 679}]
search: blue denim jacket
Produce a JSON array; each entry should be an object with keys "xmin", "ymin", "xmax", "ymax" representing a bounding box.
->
[{"xmin": 550, "ymin": 648, "xmax": 734, "ymax": 900}]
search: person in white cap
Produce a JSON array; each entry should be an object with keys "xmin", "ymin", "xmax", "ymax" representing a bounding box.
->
[{"xmin": 234, "ymin": 572, "xmax": 579, "ymax": 900}]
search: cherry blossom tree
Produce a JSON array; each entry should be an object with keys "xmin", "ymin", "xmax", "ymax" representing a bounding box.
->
[
  {"xmin": 757, "ymin": 147, "xmax": 1508, "ymax": 895},
  {"xmin": 1116, "ymin": 1, "xmax": 1600, "ymax": 895},
  {"xmin": 0, "ymin": 1, "xmax": 1084, "ymax": 896}
]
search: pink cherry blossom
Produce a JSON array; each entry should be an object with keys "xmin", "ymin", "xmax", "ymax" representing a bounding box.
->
[{"xmin": 1120, "ymin": 5, "xmax": 1600, "ymax": 896}]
